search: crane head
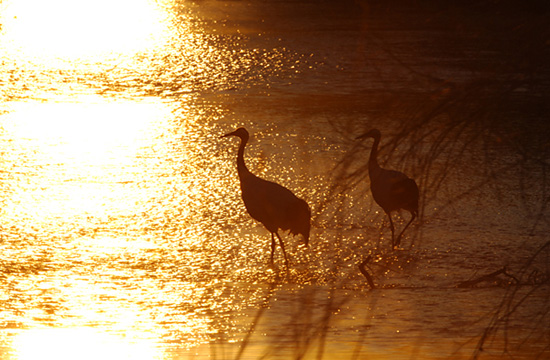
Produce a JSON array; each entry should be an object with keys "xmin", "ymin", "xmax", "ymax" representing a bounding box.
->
[
  {"xmin": 356, "ymin": 128, "xmax": 381, "ymax": 141},
  {"xmin": 220, "ymin": 127, "xmax": 249, "ymax": 141}
]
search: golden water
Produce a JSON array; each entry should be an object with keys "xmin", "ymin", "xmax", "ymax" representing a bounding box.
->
[{"xmin": 0, "ymin": 1, "xmax": 548, "ymax": 359}]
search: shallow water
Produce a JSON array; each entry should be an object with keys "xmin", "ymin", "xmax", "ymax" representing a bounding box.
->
[{"xmin": 1, "ymin": 0, "xmax": 549, "ymax": 359}]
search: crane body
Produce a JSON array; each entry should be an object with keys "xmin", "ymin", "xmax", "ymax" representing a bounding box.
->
[
  {"xmin": 222, "ymin": 127, "xmax": 310, "ymax": 267},
  {"xmin": 357, "ymin": 129, "xmax": 419, "ymax": 249}
]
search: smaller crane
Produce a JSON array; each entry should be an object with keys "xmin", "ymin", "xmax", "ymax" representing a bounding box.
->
[
  {"xmin": 221, "ymin": 127, "xmax": 311, "ymax": 267},
  {"xmin": 357, "ymin": 129, "xmax": 419, "ymax": 249}
]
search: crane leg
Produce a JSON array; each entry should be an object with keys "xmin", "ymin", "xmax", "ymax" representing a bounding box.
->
[
  {"xmin": 275, "ymin": 232, "xmax": 290, "ymax": 269},
  {"xmin": 395, "ymin": 211, "xmax": 416, "ymax": 248},
  {"xmin": 386, "ymin": 212, "xmax": 396, "ymax": 249},
  {"xmin": 270, "ymin": 233, "xmax": 276, "ymax": 265}
]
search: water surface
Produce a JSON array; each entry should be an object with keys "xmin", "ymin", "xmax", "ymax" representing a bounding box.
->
[{"xmin": 0, "ymin": 1, "xmax": 549, "ymax": 359}]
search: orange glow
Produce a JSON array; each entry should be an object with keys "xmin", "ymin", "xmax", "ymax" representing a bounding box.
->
[
  {"xmin": 0, "ymin": 0, "xmax": 170, "ymax": 63},
  {"xmin": 1, "ymin": 97, "xmax": 170, "ymax": 223},
  {"xmin": 0, "ymin": 0, "xmax": 169, "ymax": 58},
  {"xmin": 13, "ymin": 327, "xmax": 162, "ymax": 360}
]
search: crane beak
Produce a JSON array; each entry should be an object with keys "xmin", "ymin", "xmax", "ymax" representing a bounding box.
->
[{"xmin": 220, "ymin": 130, "xmax": 237, "ymax": 139}]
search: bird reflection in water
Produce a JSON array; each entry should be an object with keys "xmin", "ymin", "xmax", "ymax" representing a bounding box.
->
[
  {"xmin": 356, "ymin": 129, "xmax": 419, "ymax": 250},
  {"xmin": 221, "ymin": 128, "xmax": 310, "ymax": 269}
]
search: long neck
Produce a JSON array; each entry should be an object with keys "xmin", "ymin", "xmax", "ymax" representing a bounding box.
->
[
  {"xmin": 368, "ymin": 135, "xmax": 382, "ymax": 178},
  {"xmin": 236, "ymin": 136, "xmax": 252, "ymax": 180}
]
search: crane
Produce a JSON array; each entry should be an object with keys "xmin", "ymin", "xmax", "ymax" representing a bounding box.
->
[
  {"xmin": 221, "ymin": 127, "xmax": 311, "ymax": 268},
  {"xmin": 356, "ymin": 129, "xmax": 419, "ymax": 249}
]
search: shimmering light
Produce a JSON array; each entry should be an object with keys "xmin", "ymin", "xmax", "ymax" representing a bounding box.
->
[
  {"xmin": 0, "ymin": 0, "xmax": 547, "ymax": 358},
  {"xmin": 13, "ymin": 328, "xmax": 162, "ymax": 360},
  {"xmin": 0, "ymin": 96, "xmax": 171, "ymax": 223},
  {"xmin": 0, "ymin": 0, "xmax": 321, "ymax": 358},
  {"xmin": 0, "ymin": 0, "xmax": 170, "ymax": 62}
]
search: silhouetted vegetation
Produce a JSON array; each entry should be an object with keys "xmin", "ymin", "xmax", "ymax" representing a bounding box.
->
[
  {"xmin": 473, "ymin": 241, "xmax": 550, "ymax": 359},
  {"xmin": 320, "ymin": 2, "xmax": 550, "ymax": 359},
  {"xmin": 228, "ymin": 1, "xmax": 550, "ymax": 359},
  {"xmin": 329, "ymin": 1, "xmax": 550, "ymax": 228}
]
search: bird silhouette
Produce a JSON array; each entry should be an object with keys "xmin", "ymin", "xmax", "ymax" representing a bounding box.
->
[
  {"xmin": 356, "ymin": 129, "xmax": 419, "ymax": 249},
  {"xmin": 221, "ymin": 127, "xmax": 311, "ymax": 268}
]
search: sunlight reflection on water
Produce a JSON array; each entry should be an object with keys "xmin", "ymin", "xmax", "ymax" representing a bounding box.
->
[
  {"xmin": 1, "ymin": 97, "xmax": 170, "ymax": 223},
  {"xmin": 0, "ymin": 0, "xmax": 170, "ymax": 62},
  {"xmin": 0, "ymin": 0, "xmax": 243, "ymax": 356},
  {"xmin": 0, "ymin": 0, "xmax": 548, "ymax": 359},
  {"xmin": 13, "ymin": 327, "xmax": 161, "ymax": 360}
]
